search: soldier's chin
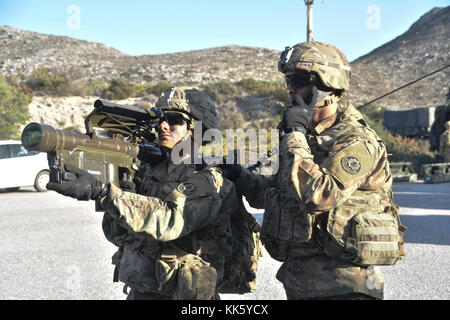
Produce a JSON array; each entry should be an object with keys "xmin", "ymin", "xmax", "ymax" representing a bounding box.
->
[{"xmin": 159, "ymin": 140, "xmax": 175, "ymax": 151}]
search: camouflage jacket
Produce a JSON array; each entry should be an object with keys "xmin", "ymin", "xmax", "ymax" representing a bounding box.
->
[
  {"xmin": 100, "ymin": 159, "xmax": 237, "ymax": 296},
  {"xmin": 439, "ymin": 122, "xmax": 450, "ymax": 162},
  {"xmin": 235, "ymin": 102, "xmax": 394, "ymax": 299}
]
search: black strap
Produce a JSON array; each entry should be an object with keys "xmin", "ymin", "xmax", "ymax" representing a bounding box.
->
[
  {"xmin": 113, "ymin": 265, "xmax": 120, "ymax": 283},
  {"xmin": 123, "ymin": 284, "xmax": 129, "ymax": 295}
]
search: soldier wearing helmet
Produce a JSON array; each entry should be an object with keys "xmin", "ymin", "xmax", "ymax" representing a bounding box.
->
[
  {"xmin": 439, "ymin": 120, "xmax": 450, "ymax": 162},
  {"xmin": 155, "ymin": 87, "xmax": 218, "ymax": 153},
  {"xmin": 222, "ymin": 42, "xmax": 404, "ymax": 300},
  {"xmin": 49, "ymin": 87, "xmax": 239, "ymax": 300}
]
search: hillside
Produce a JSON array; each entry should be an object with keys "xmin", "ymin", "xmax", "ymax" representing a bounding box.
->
[
  {"xmin": 1, "ymin": 6, "xmax": 449, "ymax": 111},
  {"xmin": 0, "ymin": 26, "xmax": 281, "ymax": 84},
  {"xmin": 347, "ymin": 6, "xmax": 449, "ymax": 108}
]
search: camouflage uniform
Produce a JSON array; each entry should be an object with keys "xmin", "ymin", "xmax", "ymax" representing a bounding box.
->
[
  {"xmin": 439, "ymin": 121, "xmax": 450, "ymax": 162},
  {"xmin": 101, "ymin": 160, "xmax": 237, "ymax": 300},
  {"xmin": 234, "ymin": 42, "xmax": 402, "ymax": 300},
  {"xmin": 100, "ymin": 88, "xmax": 237, "ymax": 300}
]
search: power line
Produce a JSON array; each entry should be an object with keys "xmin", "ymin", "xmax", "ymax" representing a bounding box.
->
[{"xmin": 358, "ymin": 64, "xmax": 450, "ymax": 108}]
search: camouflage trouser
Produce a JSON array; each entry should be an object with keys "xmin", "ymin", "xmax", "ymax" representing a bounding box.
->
[
  {"xmin": 285, "ymin": 292, "xmax": 379, "ymax": 300},
  {"xmin": 126, "ymin": 289, "xmax": 171, "ymax": 300},
  {"xmin": 126, "ymin": 288, "xmax": 221, "ymax": 300}
]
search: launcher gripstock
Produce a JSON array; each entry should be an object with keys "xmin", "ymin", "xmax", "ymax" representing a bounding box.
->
[{"xmin": 21, "ymin": 99, "xmax": 166, "ymax": 187}]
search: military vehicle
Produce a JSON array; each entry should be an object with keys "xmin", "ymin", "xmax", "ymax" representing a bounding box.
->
[
  {"xmin": 383, "ymin": 107, "xmax": 436, "ymax": 138},
  {"xmin": 389, "ymin": 162, "xmax": 418, "ymax": 183},
  {"xmin": 421, "ymin": 162, "xmax": 450, "ymax": 184}
]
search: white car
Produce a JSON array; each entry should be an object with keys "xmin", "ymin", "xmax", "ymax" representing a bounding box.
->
[{"xmin": 0, "ymin": 140, "xmax": 50, "ymax": 192}]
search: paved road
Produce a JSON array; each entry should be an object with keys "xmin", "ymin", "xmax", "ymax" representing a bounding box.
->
[{"xmin": 0, "ymin": 182, "xmax": 448, "ymax": 300}]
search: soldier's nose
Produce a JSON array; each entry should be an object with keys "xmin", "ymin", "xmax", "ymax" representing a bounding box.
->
[{"xmin": 159, "ymin": 120, "xmax": 170, "ymax": 132}]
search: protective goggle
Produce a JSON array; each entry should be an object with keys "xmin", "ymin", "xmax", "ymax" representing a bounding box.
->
[
  {"xmin": 284, "ymin": 73, "xmax": 312, "ymax": 91},
  {"xmin": 162, "ymin": 112, "xmax": 192, "ymax": 126}
]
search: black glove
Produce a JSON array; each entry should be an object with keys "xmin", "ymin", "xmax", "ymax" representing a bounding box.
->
[
  {"xmin": 46, "ymin": 164, "xmax": 106, "ymax": 201},
  {"xmin": 280, "ymin": 86, "xmax": 319, "ymax": 134},
  {"xmin": 119, "ymin": 180, "xmax": 136, "ymax": 193},
  {"xmin": 219, "ymin": 163, "xmax": 242, "ymax": 182}
]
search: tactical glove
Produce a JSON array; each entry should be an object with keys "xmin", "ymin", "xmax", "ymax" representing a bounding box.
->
[
  {"xmin": 46, "ymin": 164, "xmax": 107, "ymax": 201},
  {"xmin": 219, "ymin": 163, "xmax": 243, "ymax": 182},
  {"xmin": 119, "ymin": 180, "xmax": 136, "ymax": 193},
  {"xmin": 280, "ymin": 86, "xmax": 319, "ymax": 134}
]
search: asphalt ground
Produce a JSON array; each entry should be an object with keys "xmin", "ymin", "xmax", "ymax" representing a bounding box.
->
[{"xmin": 0, "ymin": 182, "xmax": 448, "ymax": 300}]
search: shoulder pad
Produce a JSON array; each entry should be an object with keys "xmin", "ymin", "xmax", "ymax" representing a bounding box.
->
[{"xmin": 321, "ymin": 139, "xmax": 375, "ymax": 188}]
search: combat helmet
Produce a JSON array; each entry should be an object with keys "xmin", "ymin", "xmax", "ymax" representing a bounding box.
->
[
  {"xmin": 156, "ymin": 87, "xmax": 218, "ymax": 132},
  {"xmin": 278, "ymin": 41, "xmax": 351, "ymax": 91}
]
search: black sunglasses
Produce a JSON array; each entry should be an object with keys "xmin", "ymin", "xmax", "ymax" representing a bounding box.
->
[
  {"xmin": 285, "ymin": 73, "xmax": 312, "ymax": 90},
  {"xmin": 163, "ymin": 113, "xmax": 190, "ymax": 126}
]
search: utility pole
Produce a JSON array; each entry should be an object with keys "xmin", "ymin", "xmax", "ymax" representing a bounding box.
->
[{"xmin": 304, "ymin": 0, "xmax": 314, "ymax": 42}]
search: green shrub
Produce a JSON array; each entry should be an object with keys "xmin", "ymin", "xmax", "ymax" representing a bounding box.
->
[
  {"xmin": 237, "ymin": 78, "xmax": 290, "ymax": 105},
  {"xmin": 146, "ymin": 82, "xmax": 173, "ymax": 97},
  {"xmin": 101, "ymin": 78, "xmax": 136, "ymax": 100},
  {"xmin": 87, "ymin": 80, "xmax": 109, "ymax": 97},
  {"xmin": 202, "ymin": 80, "xmax": 239, "ymax": 104},
  {"xmin": 359, "ymin": 103, "xmax": 434, "ymax": 172},
  {"xmin": 26, "ymin": 67, "xmax": 67, "ymax": 94},
  {"xmin": 0, "ymin": 74, "xmax": 31, "ymax": 139},
  {"xmin": 101, "ymin": 80, "xmax": 173, "ymax": 100}
]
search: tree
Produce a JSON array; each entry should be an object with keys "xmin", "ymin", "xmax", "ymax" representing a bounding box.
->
[{"xmin": 0, "ymin": 75, "xmax": 31, "ymax": 139}]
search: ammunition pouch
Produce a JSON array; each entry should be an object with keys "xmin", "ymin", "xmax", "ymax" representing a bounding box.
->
[
  {"xmin": 155, "ymin": 246, "xmax": 217, "ymax": 300},
  {"xmin": 261, "ymin": 187, "xmax": 312, "ymax": 262},
  {"xmin": 325, "ymin": 193, "xmax": 406, "ymax": 266}
]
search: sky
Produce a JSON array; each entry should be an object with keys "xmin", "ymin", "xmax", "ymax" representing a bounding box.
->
[{"xmin": 0, "ymin": 0, "xmax": 448, "ymax": 62}]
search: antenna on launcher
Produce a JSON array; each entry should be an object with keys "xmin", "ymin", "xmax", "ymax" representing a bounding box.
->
[{"xmin": 304, "ymin": 0, "xmax": 314, "ymax": 42}]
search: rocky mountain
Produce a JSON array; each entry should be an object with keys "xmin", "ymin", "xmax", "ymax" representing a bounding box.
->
[
  {"xmin": 0, "ymin": 26, "xmax": 130, "ymax": 82},
  {"xmin": 1, "ymin": 6, "xmax": 449, "ymax": 109},
  {"xmin": 347, "ymin": 6, "xmax": 449, "ymax": 108},
  {"xmin": 0, "ymin": 26, "xmax": 280, "ymax": 84}
]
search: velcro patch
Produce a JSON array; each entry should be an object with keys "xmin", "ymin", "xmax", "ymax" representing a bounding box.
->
[
  {"xmin": 341, "ymin": 156, "xmax": 361, "ymax": 175},
  {"xmin": 322, "ymin": 140, "xmax": 374, "ymax": 187},
  {"xmin": 176, "ymin": 182, "xmax": 197, "ymax": 195}
]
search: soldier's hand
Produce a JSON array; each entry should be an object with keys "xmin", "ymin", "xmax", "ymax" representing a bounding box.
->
[
  {"xmin": 119, "ymin": 180, "xmax": 136, "ymax": 193},
  {"xmin": 46, "ymin": 164, "xmax": 107, "ymax": 201},
  {"xmin": 281, "ymin": 86, "xmax": 318, "ymax": 134},
  {"xmin": 219, "ymin": 163, "xmax": 242, "ymax": 182}
]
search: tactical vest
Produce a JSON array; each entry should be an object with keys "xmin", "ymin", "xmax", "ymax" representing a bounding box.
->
[
  {"xmin": 110, "ymin": 161, "xmax": 262, "ymax": 298},
  {"xmin": 113, "ymin": 162, "xmax": 232, "ymax": 299},
  {"xmin": 261, "ymin": 105, "xmax": 406, "ymax": 266}
]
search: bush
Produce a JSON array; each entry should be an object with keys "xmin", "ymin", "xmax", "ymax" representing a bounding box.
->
[
  {"xmin": 237, "ymin": 78, "xmax": 290, "ymax": 105},
  {"xmin": 0, "ymin": 74, "xmax": 31, "ymax": 139},
  {"xmin": 359, "ymin": 103, "xmax": 435, "ymax": 172},
  {"xmin": 87, "ymin": 80, "xmax": 109, "ymax": 97},
  {"xmin": 101, "ymin": 78, "xmax": 136, "ymax": 100},
  {"xmin": 26, "ymin": 67, "xmax": 67, "ymax": 94},
  {"xmin": 146, "ymin": 82, "xmax": 173, "ymax": 97},
  {"xmin": 101, "ymin": 79, "xmax": 173, "ymax": 100},
  {"xmin": 202, "ymin": 80, "xmax": 239, "ymax": 105}
]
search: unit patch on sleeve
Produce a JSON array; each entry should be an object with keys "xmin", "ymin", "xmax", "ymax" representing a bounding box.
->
[
  {"xmin": 177, "ymin": 182, "xmax": 197, "ymax": 195},
  {"xmin": 341, "ymin": 156, "xmax": 362, "ymax": 175}
]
